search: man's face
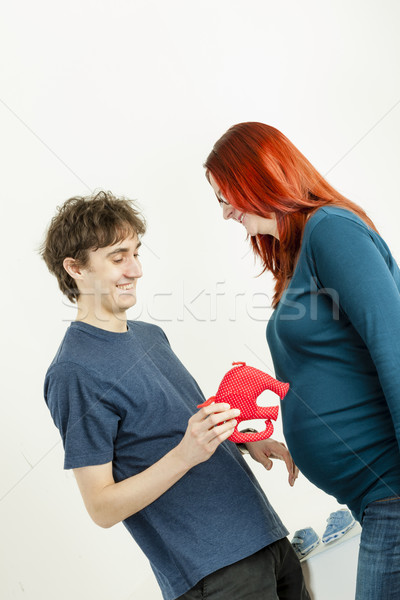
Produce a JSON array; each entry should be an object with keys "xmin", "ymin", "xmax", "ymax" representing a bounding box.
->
[{"xmin": 77, "ymin": 233, "xmax": 142, "ymax": 323}]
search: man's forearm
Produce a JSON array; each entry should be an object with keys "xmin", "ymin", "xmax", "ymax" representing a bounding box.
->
[
  {"xmin": 93, "ymin": 447, "xmax": 190, "ymax": 528},
  {"xmin": 75, "ymin": 404, "xmax": 239, "ymax": 528}
]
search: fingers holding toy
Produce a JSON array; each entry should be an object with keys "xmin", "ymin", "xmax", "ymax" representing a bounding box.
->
[
  {"xmin": 198, "ymin": 403, "xmax": 241, "ymax": 428},
  {"xmin": 174, "ymin": 404, "xmax": 241, "ymax": 470},
  {"xmin": 245, "ymin": 439, "xmax": 299, "ymax": 487}
]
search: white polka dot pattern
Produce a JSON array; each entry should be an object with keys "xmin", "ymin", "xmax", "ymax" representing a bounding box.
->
[{"xmin": 198, "ymin": 362, "xmax": 289, "ymax": 443}]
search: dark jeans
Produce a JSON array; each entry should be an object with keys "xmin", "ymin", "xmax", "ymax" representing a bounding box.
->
[
  {"xmin": 356, "ymin": 496, "xmax": 400, "ymax": 600},
  {"xmin": 177, "ymin": 538, "xmax": 311, "ymax": 600}
]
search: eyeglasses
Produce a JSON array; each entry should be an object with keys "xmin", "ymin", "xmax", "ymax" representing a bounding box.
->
[{"xmin": 217, "ymin": 195, "xmax": 230, "ymax": 208}]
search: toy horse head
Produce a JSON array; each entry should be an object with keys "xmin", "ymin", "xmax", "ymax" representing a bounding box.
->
[{"xmin": 198, "ymin": 362, "xmax": 289, "ymax": 443}]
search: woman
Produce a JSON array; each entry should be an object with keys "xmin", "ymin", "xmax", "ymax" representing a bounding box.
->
[{"xmin": 205, "ymin": 122, "xmax": 400, "ymax": 600}]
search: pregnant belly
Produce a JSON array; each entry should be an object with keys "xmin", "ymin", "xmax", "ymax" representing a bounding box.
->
[{"xmin": 281, "ymin": 388, "xmax": 397, "ymax": 505}]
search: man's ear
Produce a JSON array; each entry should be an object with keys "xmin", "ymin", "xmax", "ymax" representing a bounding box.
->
[{"xmin": 63, "ymin": 257, "xmax": 84, "ymax": 281}]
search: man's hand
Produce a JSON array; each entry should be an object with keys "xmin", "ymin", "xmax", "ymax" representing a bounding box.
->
[
  {"xmin": 173, "ymin": 404, "xmax": 240, "ymax": 470},
  {"xmin": 244, "ymin": 438, "xmax": 299, "ymax": 487},
  {"xmin": 74, "ymin": 404, "xmax": 240, "ymax": 528}
]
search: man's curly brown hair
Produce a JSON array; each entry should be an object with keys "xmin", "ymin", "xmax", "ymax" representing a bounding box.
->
[{"xmin": 40, "ymin": 190, "xmax": 146, "ymax": 302}]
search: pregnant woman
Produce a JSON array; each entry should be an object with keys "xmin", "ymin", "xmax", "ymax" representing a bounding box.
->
[{"xmin": 205, "ymin": 122, "xmax": 400, "ymax": 600}]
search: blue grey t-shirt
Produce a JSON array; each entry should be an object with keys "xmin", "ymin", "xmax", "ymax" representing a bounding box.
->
[
  {"xmin": 267, "ymin": 206, "xmax": 400, "ymax": 522},
  {"xmin": 44, "ymin": 320, "xmax": 288, "ymax": 600}
]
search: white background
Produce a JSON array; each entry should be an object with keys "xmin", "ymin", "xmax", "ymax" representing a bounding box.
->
[{"xmin": 1, "ymin": 1, "xmax": 400, "ymax": 598}]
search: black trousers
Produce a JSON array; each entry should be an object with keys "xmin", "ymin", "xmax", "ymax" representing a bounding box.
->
[{"xmin": 176, "ymin": 538, "xmax": 311, "ymax": 600}]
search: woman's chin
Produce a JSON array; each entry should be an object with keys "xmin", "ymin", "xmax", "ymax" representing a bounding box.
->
[{"xmin": 245, "ymin": 226, "xmax": 257, "ymax": 236}]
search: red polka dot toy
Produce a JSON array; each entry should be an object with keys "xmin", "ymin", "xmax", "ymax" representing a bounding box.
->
[{"xmin": 197, "ymin": 362, "xmax": 289, "ymax": 443}]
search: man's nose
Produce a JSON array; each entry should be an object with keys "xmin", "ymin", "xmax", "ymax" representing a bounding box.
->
[{"xmin": 126, "ymin": 257, "xmax": 143, "ymax": 278}]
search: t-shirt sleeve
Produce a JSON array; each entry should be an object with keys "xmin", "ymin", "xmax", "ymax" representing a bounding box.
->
[
  {"xmin": 154, "ymin": 324, "xmax": 171, "ymax": 347},
  {"xmin": 310, "ymin": 213, "xmax": 400, "ymax": 451},
  {"xmin": 44, "ymin": 362, "xmax": 120, "ymax": 469}
]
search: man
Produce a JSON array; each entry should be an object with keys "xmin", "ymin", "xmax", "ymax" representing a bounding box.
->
[{"xmin": 41, "ymin": 190, "xmax": 310, "ymax": 600}]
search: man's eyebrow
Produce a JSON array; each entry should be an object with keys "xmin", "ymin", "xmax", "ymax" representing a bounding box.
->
[{"xmin": 106, "ymin": 241, "xmax": 142, "ymax": 257}]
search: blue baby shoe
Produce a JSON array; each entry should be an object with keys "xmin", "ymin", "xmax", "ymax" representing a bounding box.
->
[
  {"xmin": 322, "ymin": 509, "xmax": 356, "ymax": 544},
  {"xmin": 291, "ymin": 527, "xmax": 320, "ymax": 559}
]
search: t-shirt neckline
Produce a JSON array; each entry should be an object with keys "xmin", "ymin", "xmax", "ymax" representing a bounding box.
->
[{"xmin": 69, "ymin": 320, "xmax": 135, "ymax": 341}]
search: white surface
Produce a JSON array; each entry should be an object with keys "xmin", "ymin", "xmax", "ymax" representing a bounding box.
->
[
  {"xmin": 1, "ymin": 1, "xmax": 399, "ymax": 598},
  {"xmin": 302, "ymin": 529, "xmax": 361, "ymax": 600}
]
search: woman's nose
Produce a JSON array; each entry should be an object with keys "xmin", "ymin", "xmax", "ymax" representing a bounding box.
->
[{"xmin": 222, "ymin": 203, "xmax": 233, "ymax": 220}]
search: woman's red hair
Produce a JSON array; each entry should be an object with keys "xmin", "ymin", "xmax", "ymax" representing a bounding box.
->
[{"xmin": 204, "ymin": 122, "xmax": 377, "ymax": 307}]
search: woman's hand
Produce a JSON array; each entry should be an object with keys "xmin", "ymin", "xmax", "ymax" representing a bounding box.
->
[
  {"xmin": 245, "ymin": 439, "xmax": 299, "ymax": 487},
  {"xmin": 173, "ymin": 403, "xmax": 240, "ymax": 470}
]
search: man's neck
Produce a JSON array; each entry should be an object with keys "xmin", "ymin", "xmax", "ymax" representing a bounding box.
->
[{"xmin": 75, "ymin": 305, "xmax": 128, "ymax": 333}]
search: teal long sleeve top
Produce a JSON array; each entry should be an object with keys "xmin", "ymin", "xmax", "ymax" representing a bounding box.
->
[{"xmin": 267, "ymin": 206, "xmax": 400, "ymax": 522}]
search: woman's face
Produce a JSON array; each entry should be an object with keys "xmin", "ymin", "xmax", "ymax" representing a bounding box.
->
[{"xmin": 208, "ymin": 173, "xmax": 279, "ymax": 239}]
